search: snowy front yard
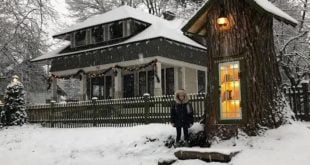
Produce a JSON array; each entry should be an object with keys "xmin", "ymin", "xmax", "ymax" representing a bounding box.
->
[{"xmin": 0, "ymin": 122, "xmax": 310, "ymax": 165}]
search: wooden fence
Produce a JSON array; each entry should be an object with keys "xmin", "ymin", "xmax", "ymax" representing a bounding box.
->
[
  {"xmin": 284, "ymin": 83, "xmax": 310, "ymax": 121},
  {"xmin": 1, "ymin": 84, "xmax": 308, "ymax": 127},
  {"xmin": 24, "ymin": 94, "xmax": 206, "ymax": 128}
]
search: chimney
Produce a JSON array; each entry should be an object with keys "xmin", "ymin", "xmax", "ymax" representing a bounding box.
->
[{"xmin": 163, "ymin": 11, "xmax": 176, "ymax": 21}]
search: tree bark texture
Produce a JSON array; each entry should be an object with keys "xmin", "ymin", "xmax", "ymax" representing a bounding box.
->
[{"xmin": 204, "ymin": 0, "xmax": 286, "ymax": 139}]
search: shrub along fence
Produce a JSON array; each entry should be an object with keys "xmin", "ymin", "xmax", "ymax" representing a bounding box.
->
[
  {"xmin": 284, "ymin": 82, "xmax": 310, "ymax": 121},
  {"xmin": 24, "ymin": 94, "xmax": 207, "ymax": 128}
]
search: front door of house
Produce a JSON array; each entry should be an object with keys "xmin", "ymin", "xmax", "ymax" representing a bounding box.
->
[{"xmin": 123, "ymin": 74, "xmax": 135, "ymax": 98}]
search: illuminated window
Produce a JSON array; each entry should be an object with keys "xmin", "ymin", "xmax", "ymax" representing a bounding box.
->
[{"xmin": 219, "ymin": 61, "xmax": 242, "ymax": 120}]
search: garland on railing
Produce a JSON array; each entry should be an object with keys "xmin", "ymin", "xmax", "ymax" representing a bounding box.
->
[{"xmin": 47, "ymin": 59, "xmax": 160, "ymax": 90}]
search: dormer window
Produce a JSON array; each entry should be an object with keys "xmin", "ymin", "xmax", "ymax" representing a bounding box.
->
[
  {"xmin": 91, "ymin": 26, "xmax": 104, "ymax": 44},
  {"xmin": 75, "ymin": 30, "xmax": 86, "ymax": 47},
  {"xmin": 109, "ymin": 21, "xmax": 123, "ymax": 40},
  {"xmin": 68, "ymin": 19, "xmax": 149, "ymax": 49}
]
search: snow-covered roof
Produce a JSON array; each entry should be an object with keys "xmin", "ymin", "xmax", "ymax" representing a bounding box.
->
[
  {"xmin": 32, "ymin": 42, "xmax": 70, "ymax": 62},
  {"xmin": 32, "ymin": 6, "xmax": 206, "ymax": 62},
  {"xmin": 252, "ymin": 0, "xmax": 298, "ymax": 25},
  {"xmin": 54, "ymin": 5, "xmax": 182, "ymax": 36},
  {"xmin": 182, "ymin": 0, "xmax": 298, "ymax": 33}
]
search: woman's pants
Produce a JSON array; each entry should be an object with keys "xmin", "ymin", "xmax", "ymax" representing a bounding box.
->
[{"xmin": 176, "ymin": 126, "xmax": 189, "ymax": 142}]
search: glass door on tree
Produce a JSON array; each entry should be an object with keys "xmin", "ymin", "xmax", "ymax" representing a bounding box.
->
[{"xmin": 219, "ymin": 61, "xmax": 242, "ymax": 120}]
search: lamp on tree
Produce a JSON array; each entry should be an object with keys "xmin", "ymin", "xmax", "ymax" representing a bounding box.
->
[{"xmin": 217, "ymin": 4, "xmax": 229, "ymax": 28}]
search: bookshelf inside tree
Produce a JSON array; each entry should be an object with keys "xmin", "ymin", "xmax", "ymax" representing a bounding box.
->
[{"xmin": 219, "ymin": 61, "xmax": 242, "ymax": 120}]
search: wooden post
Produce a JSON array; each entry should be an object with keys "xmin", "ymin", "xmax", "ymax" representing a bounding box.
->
[
  {"xmin": 181, "ymin": 67, "xmax": 186, "ymax": 90},
  {"xmin": 50, "ymin": 100, "xmax": 56, "ymax": 128},
  {"xmin": 143, "ymin": 93, "xmax": 150, "ymax": 124},
  {"xmin": 92, "ymin": 97, "xmax": 98, "ymax": 127},
  {"xmin": 51, "ymin": 77, "xmax": 57, "ymax": 102},
  {"xmin": 302, "ymin": 83, "xmax": 309, "ymax": 118}
]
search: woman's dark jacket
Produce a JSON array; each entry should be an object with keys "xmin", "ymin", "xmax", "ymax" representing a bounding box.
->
[{"xmin": 171, "ymin": 102, "xmax": 194, "ymax": 128}]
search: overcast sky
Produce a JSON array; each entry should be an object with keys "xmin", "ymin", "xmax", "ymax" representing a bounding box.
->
[
  {"xmin": 48, "ymin": 0, "xmax": 75, "ymax": 37},
  {"xmin": 43, "ymin": 0, "xmax": 76, "ymax": 51}
]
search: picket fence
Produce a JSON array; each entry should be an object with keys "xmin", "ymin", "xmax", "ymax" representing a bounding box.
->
[{"xmin": 24, "ymin": 94, "xmax": 206, "ymax": 128}]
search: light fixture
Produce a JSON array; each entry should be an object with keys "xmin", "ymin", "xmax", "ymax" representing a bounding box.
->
[
  {"xmin": 217, "ymin": 17, "xmax": 229, "ymax": 26},
  {"xmin": 217, "ymin": 4, "xmax": 229, "ymax": 27}
]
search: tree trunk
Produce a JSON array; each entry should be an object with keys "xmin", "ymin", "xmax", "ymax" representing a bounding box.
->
[{"xmin": 204, "ymin": 0, "xmax": 286, "ymax": 139}]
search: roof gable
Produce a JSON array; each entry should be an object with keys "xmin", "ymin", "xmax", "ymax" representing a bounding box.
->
[{"xmin": 182, "ymin": 0, "xmax": 298, "ymax": 34}]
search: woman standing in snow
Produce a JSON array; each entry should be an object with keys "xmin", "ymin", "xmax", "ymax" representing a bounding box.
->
[{"xmin": 170, "ymin": 89, "xmax": 194, "ymax": 146}]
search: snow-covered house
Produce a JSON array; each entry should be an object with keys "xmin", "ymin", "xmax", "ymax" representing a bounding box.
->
[{"xmin": 32, "ymin": 6, "xmax": 207, "ymax": 101}]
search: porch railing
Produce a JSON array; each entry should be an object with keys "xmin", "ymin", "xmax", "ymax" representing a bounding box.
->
[{"xmin": 24, "ymin": 94, "xmax": 207, "ymax": 128}]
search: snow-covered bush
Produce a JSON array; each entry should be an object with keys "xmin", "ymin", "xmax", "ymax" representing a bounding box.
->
[{"xmin": 1, "ymin": 78, "xmax": 27, "ymax": 126}]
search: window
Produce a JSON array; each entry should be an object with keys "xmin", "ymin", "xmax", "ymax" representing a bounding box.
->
[
  {"xmin": 197, "ymin": 70, "xmax": 206, "ymax": 93},
  {"xmin": 162, "ymin": 68, "xmax": 175, "ymax": 95},
  {"xmin": 147, "ymin": 71, "xmax": 154, "ymax": 96},
  {"xmin": 91, "ymin": 26, "xmax": 104, "ymax": 44},
  {"xmin": 166, "ymin": 68, "xmax": 175, "ymax": 95},
  {"xmin": 139, "ymin": 72, "xmax": 147, "ymax": 96},
  {"xmin": 139, "ymin": 71, "xmax": 154, "ymax": 96},
  {"xmin": 105, "ymin": 76, "xmax": 112, "ymax": 99},
  {"xmin": 75, "ymin": 30, "xmax": 86, "ymax": 47},
  {"xmin": 109, "ymin": 22, "xmax": 123, "ymax": 40},
  {"xmin": 88, "ymin": 76, "xmax": 112, "ymax": 99},
  {"xmin": 90, "ymin": 77, "xmax": 104, "ymax": 99},
  {"xmin": 123, "ymin": 74, "xmax": 135, "ymax": 98},
  {"xmin": 219, "ymin": 61, "xmax": 242, "ymax": 120},
  {"xmin": 161, "ymin": 69, "xmax": 165, "ymax": 95}
]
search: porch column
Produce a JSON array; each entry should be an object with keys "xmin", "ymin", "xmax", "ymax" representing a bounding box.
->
[
  {"xmin": 174, "ymin": 67, "xmax": 179, "ymax": 91},
  {"xmin": 154, "ymin": 62, "xmax": 162, "ymax": 96},
  {"xmin": 51, "ymin": 77, "xmax": 57, "ymax": 102},
  {"xmin": 114, "ymin": 68, "xmax": 122, "ymax": 98},
  {"xmin": 181, "ymin": 67, "xmax": 186, "ymax": 90},
  {"xmin": 80, "ymin": 74, "xmax": 87, "ymax": 101}
]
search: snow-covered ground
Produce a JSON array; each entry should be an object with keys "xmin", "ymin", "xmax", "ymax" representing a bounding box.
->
[{"xmin": 0, "ymin": 122, "xmax": 310, "ymax": 165}]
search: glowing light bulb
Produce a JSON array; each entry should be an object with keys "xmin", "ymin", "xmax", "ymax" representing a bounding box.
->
[{"xmin": 217, "ymin": 17, "xmax": 229, "ymax": 26}]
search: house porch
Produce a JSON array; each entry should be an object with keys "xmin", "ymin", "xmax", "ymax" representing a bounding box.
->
[{"xmin": 50, "ymin": 57, "xmax": 207, "ymax": 101}]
